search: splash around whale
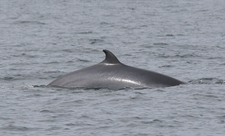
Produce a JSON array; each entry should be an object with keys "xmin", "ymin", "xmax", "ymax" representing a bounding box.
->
[{"xmin": 48, "ymin": 50, "xmax": 185, "ymax": 89}]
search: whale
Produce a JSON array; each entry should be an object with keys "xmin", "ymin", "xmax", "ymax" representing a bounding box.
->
[{"xmin": 48, "ymin": 50, "xmax": 185, "ymax": 89}]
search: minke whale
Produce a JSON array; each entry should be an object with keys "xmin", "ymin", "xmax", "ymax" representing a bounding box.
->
[{"xmin": 48, "ymin": 50, "xmax": 185, "ymax": 89}]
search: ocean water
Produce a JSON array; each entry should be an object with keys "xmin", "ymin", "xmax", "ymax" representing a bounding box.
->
[{"xmin": 1, "ymin": 0, "xmax": 225, "ymax": 135}]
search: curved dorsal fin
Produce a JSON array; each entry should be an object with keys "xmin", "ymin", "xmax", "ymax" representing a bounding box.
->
[{"xmin": 101, "ymin": 50, "xmax": 121, "ymax": 64}]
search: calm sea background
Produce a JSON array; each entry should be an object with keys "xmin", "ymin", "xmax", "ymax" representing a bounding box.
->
[{"xmin": 1, "ymin": 0, "xmax": 225, "ymax": 136}]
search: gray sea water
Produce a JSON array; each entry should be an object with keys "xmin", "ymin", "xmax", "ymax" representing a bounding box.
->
[{"xmin": 1, "ymin": 0, "xmax": 225, "ymax": 135}]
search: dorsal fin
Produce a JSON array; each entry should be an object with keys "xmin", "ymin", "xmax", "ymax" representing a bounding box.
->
[{"xmin": 101, "ymin": 50, "xmax": 121, "ymax": 64}]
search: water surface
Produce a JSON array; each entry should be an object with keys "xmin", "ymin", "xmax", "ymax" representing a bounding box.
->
[{"xmin": 1, "ymin": 0, "xmax": 225, "ymax": 135}]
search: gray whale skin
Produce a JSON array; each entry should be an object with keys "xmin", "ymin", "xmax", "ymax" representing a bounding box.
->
[{"xmin": 48, "ymin": 50, "xmax": 185, "ymax": 89}]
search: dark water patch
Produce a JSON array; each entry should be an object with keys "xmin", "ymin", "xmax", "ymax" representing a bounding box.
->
[
  {"xmin": 0, "ymin": 124, "xmax": 39, "ymax": 132},
  {"xmin": 13, "ymin": 21, "xmax": 46, "ymax": 25},
  {"xmin": 65, "ymin": 123, "xmax": 77, "ymax": 126},
  {"xmin": 153, "ymin": 43, "xmax": 169, "ymax": 46},
  {"xmin": 157, "ymin": 34, "xmax": 175, "ymax": 37},
  {"xmin": 207, "ymin": 56, "xmax": 225, "ymax": 60},
  {"xmin": 174, "ymin": 54, "xmax": 199, "ymax": 58},
  {"xmin": 62, "ymin": 49, "xmax": 74, "ymax": 53},
  {"xmin": 100, "ymin": 21, "xmax": 113, "ymax": 26},
  {"xmin": 44, "ymin": 70, "xmax": 62, "ymax": 74},
  {"xmin": 24, "ymin": 54, "xmax": 39, "ymax": 58},
  {"xmin": 43, "ymin": 61, "xmax": 60, "ymax": 65},
  {"xmin": 3, "ymin": 76, "xmax": 14, "ymax": 81},
  {"xmin": 77, "ymin": 31, "xmax": 93, "ymax": 34},
  {"xmin": 2, "ymin": 75, "xmax": 27, "ymax": 81},
  {"xmin": 141, "ymin": 119, "xmax": 163, "ymax": 124},
  {"xmin": 45, "ymin": 126, "xmax": 62, "ymax": 131},
  {"xmin": 122, "ymin": 53, "xmax": 133, "ymax": 57},
  {"xmin": 140, "ymin": 44, "xmax": 154, "ymax": 48},
  {"xmin": 166, "ymin": 34, "xmax": 174, "ymax": 37},
  {"xmin": 177, "ymin": 34, "xmax": 185, "ymax": 36},
  {"xmin": 33, "ymin": 85, "xmax": 47, "ymax": 88},
  {"xmin": 159, "ymin": 64, "xmax": 173, "ymax": 68},
  {"xmin": 203, "ymin": 94, "xmax": 219, "ymax": 99},
  {"xmin": 77, "ymin": 58, "xmax": 90, "ymax": 62},
  {"xmin": 40, "ymin": 110, "xmax": 55, "ymax": 113},
  {"xmin": 66, "ymin": 60, "xmax": 75, "ymax": 63},
  {"xmin": 217, "ymin": 115, "xmax": 225, "ymax": 124}
]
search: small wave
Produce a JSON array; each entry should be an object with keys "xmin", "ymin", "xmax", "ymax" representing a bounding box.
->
[
  {"xmin": 189, "ymin": 78, "xmax": 225, "ymax": 84},
  {"xmin": 158, "ymin": 53, "xmax": 200, "ymax": 59},
  {"xmin": 89, "ymin": 38, "xmax": 104, "ymax": 44},
  {"xmin": 0, "ymin": 124, "xmax": 39, "ymax": 132},
  {"xmin": 77, "ymin": 59, "xmax": 90, "ymax": 62},
  {"xmin": 13, "ymin": 20, "xmax": 46, "ymax": 25}
]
